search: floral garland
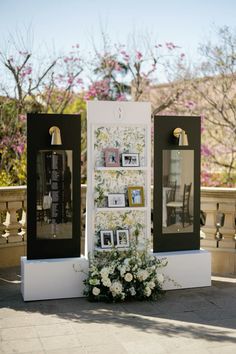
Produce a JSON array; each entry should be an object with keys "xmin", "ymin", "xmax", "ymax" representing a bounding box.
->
[{"xmin": 84, "ymin": 243, "xmax": 167, "ymax": 302}]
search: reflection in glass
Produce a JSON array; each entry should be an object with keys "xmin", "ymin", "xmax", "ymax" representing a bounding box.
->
[
  {"xmin": 162, "ymin": 150, "xmax": 194, "ymax": 234},
  {"xmin": 36, "ymin": 150, "xmax": 73, "ymax": 239}
]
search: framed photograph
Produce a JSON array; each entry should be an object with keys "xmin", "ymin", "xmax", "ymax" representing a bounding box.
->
[
  {"xmin": 128, "ymin": 186, "xmax": 145, "ymax": 207},
  {"xmin": 108, "ymin": 193, "xmax": 126, "ymax": 208},
  {"xmin": 100, "ymin": 230, "xmax": 114, "ymax": 248},
  {"xmin": 104, "ymin": 148, "xmax": 120, "ymax": 167},
  {"xmin": 116, "ymin": 229, "xmax": 129, "ymax": 248},
  {"xmin": 121, "ymin": 153, "xmax": 139, "ymax": 167}
]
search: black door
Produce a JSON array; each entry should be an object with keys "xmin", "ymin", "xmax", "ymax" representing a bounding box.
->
[
  {"xmin": 27, "ymin": 114, "xmax": 81, "ymax": 259},
  {"xmin": 153, "ymin": 116, "xmax": 200, "ymax": 252}
]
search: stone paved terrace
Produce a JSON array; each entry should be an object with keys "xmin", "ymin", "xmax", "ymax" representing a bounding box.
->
[{"xmin": 0, "ymin": 267, "xmax": 236, "ymax": 354}]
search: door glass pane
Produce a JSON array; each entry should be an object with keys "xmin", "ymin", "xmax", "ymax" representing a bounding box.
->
[
  {"xmin": 36, "ymin": 150, "xmax": 73, "ymax": 239},
  {"xmin": 162, "ymin": 150, "xmax": 194, "ymax": 234}
]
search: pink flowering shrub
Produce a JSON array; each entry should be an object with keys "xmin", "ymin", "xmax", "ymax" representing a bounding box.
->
[{"xmin": 0, "ymin": 99, "xmax": 27, "ymax": 185}]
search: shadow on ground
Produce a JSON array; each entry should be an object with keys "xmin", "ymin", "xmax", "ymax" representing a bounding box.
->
[{"xmin": 1, "ymin": 266, "xmax": 236, "ymax": 346}]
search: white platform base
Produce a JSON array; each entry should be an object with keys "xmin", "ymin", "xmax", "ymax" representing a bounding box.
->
[
  {"xmin": 153, "ymin": 249, "xmax": 211, "ymax": 290},
  {"xmin": 21, "ymin": 256, "xmax": 89, "ymax": 301}
]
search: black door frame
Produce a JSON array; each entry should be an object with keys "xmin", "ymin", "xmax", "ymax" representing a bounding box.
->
[
  {"xmin": 27, "ymin": 113, "xmax": 81, "ymax": 259},
  {"xmin": 153, "ymin": 116, "xmax": 200, "ymax": 252}
]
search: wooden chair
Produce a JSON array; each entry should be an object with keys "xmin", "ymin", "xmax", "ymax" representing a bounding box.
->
[
  {"xmin": 166, "ymin": 183, "xmax": 192, "ymax": 227},
  {"xmin": 165, "ymin": 181, "xmax": 177, "ymax": 226},
  {"xmin": 166, "ymin": 181, "xmax": 177, "ymax": 202}
]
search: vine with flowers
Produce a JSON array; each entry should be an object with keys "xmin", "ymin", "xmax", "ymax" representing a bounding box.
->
[{"xmin": 84, "ymin": 243, "xmax": 167, "ymax": 302}]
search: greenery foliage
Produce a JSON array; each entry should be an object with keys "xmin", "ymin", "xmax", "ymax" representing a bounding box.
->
[
  {"xmin": 0, "ymin": 98, "xmax": 26, "ymax": 185},
  {"xmin": 84, "ymin": 243, "xmax": 167, "ymax": 302}
]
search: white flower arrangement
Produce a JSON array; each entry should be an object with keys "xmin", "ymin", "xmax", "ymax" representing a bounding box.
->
[{"xmin": 84, "ymin": 243, "xmax": 167, "ymax": 302}]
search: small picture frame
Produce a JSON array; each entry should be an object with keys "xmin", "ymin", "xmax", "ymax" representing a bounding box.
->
[
  {"xmin": 121, "ymin": 153, "xmax": 139, "ymax": 167},
  {"xmin": 100, "ymin": 230, "xmax": 114, "ymax": 248},
  {"xmin": 128, "ymin": 186, "xmax": 145, "ymax": 207},
  {"xmin": 108, "ymin": 193, "xmax": 126, "ymax": 208},
  {"xmin": 104, "ymin": 148, "xmax": 120, "ymax": 167},
  {"xmin": 116, "ymin": 229, "xmax": 130, "ymax": 248}
]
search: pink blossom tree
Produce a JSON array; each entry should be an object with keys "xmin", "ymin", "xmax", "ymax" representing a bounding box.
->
[
  {"xmin": 0, "ymin": 37, "xmax": 84, "ymax": 185},
  {"xmin": 85, "ymin": 38, "xmax": 186, "ymax": 105}
]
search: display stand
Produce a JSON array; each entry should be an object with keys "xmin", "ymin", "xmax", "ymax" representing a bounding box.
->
[
  {"xmin": 21, "ymin": 256, "xmax": 88, "ymax": 301},
  {"xmin": 153, "ymin": 115, "xmax": 211, "ymax": 289},
  {"xmin": 86, "ymin": 101, "xmax": 151, "ymax": 254},
  {"xmin": 154, "ymin": 250, "xmax": 211, "ymax": 290},
  {"xmin": 21, "ymin": 114, "xmax": 87, "ymax": 301}
]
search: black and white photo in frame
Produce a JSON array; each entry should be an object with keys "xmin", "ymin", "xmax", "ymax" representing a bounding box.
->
[
  {"xmin": 108, "ymin": 193, "xmax": 126, "ymax": 208},
  {"xmin": 121, "ymin": 153, "xmax": 139, "ymax": 167},
  {"xmin": 116, "ymin": 229, "xmax": 129, "ymax": 248},
  {"xmin": 100, "ymin": 230, "xmax": 114, "ymax": 248}
]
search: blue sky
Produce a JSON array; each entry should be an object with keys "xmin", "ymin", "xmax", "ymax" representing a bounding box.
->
[{"xmin": 0, "ymin": 0, "xmax": 235, "ymax": 62}]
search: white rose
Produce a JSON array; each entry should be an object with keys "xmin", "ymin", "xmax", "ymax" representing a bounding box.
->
[
  {"xmin": 124, "ymin": 272, "xmax": 133, "ymax": 282},
  {"xmin": 92, "ymin": 287, "xmax": 100, "ymax": 296},
  {"xmin": 109, "ymin": 266, "xmax": 115, "ymax": 274},
  {"xmin": 120, "ymin": 266, "xmax": 126, "ymax": 277},
  {"xmin": 156, "ymin": 273, "xmax": 164, "ymax": 284},
  {"xmin": 110, "ymin": 281, "xmax": 123, "ymax": 296},
  {"xmin": 137, "ymin": 269, "xmax": 149, "ymax": 282},
  {"xmin": 129, "ymin": 287, "xmax": 136, "ymax": 296},
  {"xmin": 124, "ymin": 258, "xmax": 130, "ymax": 265},
  {"xmin": 147, "ymin": 281, "xmax": 155, "ymax": 289},
  {"xmin": 100, "ymin": 267, "xmax": 110, "ymax": 278},
  {"xmin": 144, "ymin": 286, "xmax": 151, "ymax": 297},
  {"xmin": 102, "ymin": 277, "xmax": 111, "ymax": 287}
]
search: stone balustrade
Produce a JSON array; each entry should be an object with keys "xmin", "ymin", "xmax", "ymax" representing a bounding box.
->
[
  {"xmin": 0, "ymin": 185, "xmax": 236, "ymax": 274},
  {"xmin": 201, "ymin": 187, "xmax": 236, "ymax": 275},
  {"xmin": 0, "ymin": 185, "xmax": 87, "ymax": 267},
  {"xmin": 0, "ymin": 186, "xmax": 27, "ymax": 268}
]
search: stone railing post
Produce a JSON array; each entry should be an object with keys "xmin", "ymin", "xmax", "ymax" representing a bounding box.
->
[{"xmin": 0, "ymin": 186, "xmax": 27, "ymax": 244}]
